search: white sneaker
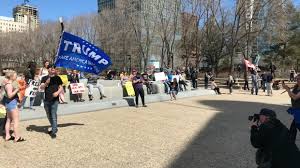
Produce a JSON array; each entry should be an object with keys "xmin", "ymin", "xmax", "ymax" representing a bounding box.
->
[{"xmin": 40, "ymin": 102, "xmax": 44, "ymax": 106}]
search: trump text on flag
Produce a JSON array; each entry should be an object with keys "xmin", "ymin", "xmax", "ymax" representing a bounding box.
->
[{"xmin": 55, "ymin": 32, "xmax": 112, "ymax": 74}]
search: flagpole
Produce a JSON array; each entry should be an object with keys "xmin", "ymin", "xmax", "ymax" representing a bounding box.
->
[
  {"xmin": 53, "ymin": 17, "xmax": 65, "ymax": 65},
  {"xmin": 59, "ymin": 17, "xmax": 64, "ymax": 34}
]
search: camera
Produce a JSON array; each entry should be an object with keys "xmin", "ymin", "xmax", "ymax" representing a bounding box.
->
[{"xmin": 248, "ymin": 114, "xmax": 260, "ymax": 122}]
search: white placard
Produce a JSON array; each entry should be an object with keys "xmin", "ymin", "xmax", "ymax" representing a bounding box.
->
[
  {"xmin": 70, "ymin": 83, "xmax": 85, "ymax": 94},
  {"xmin": 154, "ymin": 72, "xmax": 167, "ymax": 81},
  {"xmin": 25, "ymin": 80, "xmax": 40, "ymax": 97}
]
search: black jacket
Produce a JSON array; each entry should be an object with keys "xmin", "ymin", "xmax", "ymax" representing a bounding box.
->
[
  {"xmin": 251, "ymin": 119, "xmax": 300, "ymax": 168},
  {"xmin": 70, "ymin": 74, "xmax": 80, "ymax": 83}
]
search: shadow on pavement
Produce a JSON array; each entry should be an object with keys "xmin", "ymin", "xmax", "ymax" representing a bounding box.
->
[
  {"xmin": 26, "ymin": 123, "xmax": 85, "ymax": 134},
  {"xmin": 123, "ymin": 97, "xmax": 136, "ymax": 107},
  {"xmin": 167, "ymin": 100, "xmax": 293, "ymax": 168}
]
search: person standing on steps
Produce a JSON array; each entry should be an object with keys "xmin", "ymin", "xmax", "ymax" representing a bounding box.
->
[
  {"xmin": 204, "ymin": 71, "xmax": 210, "ymax": 89},
  {"xmin": 132, "ymin": 70, "xmax": 147, "ymax": 108},
  {"xmin": 266, "ymin": 72, "xmax": 273, "ymax": 96},
  {"xmin": 260, "ymin": 71, "xmax": 267, "ymax": 92},
  {"xmin": 250, "ymin": 68, "xmax": 259, "ymax": 95},
  {"xmin": 228, "ymin": 74, "xmax": 234, "ymax": 94},
  {"xmin": 69, "ymin": 70, "xmax": 85, "ymax": 102},
  {"xmin": 191, "ymin": 68, "xmax": 198, "ymax": 89},
  {"xmin": 243, "ymin": 72, "xmax": 250, "ymax": 91}
]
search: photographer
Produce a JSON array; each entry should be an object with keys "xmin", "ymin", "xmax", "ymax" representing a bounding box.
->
[{"xmin": 250, "ymin": 108, "xmax": 300, "ymax": 168}]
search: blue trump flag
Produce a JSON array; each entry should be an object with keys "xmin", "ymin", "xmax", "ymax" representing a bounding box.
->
[{"xmin": 55, "ymin": 32, "xmax": 112, "ymax": 74}]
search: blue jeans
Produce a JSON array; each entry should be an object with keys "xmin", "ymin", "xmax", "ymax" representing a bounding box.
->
[
  {"xmin": 44, "ymin": 101, "xmax": 58, "ymax": 134},
  {"xmin": 21, "ymin": 96, "xmax": 35, "ymax": 108},
  {"xmin": 163, "ymin": 82, "xmax": 170, "ymax": 94}
]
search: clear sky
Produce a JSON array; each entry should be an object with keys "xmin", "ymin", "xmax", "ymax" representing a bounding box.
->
[
  {"xmin": 294, "ymin": 0, "xmax": 300, "ymax": 6},
  {"xmin": 0, "ymin": 0, "xmax": 299, "ymax": 21},
  {"xmin": 0, "ymin": 0, "xmax": 98, "ymax": 21}
]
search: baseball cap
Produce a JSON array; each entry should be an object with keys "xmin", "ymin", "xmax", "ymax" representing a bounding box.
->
[{"xmin": 259, "ymin": 108, "xmax": 277, "ymax": 118}]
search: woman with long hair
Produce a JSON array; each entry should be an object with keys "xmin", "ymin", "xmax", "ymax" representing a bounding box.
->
[
  {"xmin": 3, "ymin": 71, "xmax": 25, "ymax": 142},
  {"xmin": 39, "ymin": 60, "xmax": 50, "ymax": 80},
  {"xmin": 38, "ymin": 60, "xmax": 50, "ymax": 106}
]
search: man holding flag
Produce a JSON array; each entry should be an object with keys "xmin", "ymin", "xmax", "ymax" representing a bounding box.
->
[
  {"xmin": 40, "ymin": 65, "xmax": 63, "ymax": 139},
  {"xmin": 41, "ymin": 31, "xmax": 112, "ymax": 139}
]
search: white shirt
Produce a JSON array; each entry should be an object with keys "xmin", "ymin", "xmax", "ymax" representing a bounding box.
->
[{"xmin": 211, "ymin": 81, "xmax": 217, "ymax": 89}]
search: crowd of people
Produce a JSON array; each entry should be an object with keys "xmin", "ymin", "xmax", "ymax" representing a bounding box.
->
[
  {"xmin": 0, "ymin": 61, "xmax": 199, "ymax": 141},
  {"xmin": 203, "ymin": 67, "xmax": 280, "ymax": 96},
  {"xmin": 1, "ymin": 60, "xmax": 299, "ymax": 144},
  {"xmin": 118, "ymin": 69, "xmax": 191, "ymax": 102}
]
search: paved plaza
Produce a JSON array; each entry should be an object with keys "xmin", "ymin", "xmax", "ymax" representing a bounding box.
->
[{"xmin": 0, "ymin": 90, "xmax": 299, "ymax": 168}]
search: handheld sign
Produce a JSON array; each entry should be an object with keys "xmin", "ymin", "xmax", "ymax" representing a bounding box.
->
[
  {"xmin": 154, "ymin": 72, "xmax": 167, "ymax": 81},
  {"xmin": 70, "ymin": 83, "xmax": 85, "ymax": 94},
  {"xmin": 124, "ymin": 81, "xmax": 135, "ymax": 96},
  {"xmin": 55, "ymin": 32, "xmax": 112, "ymax": 74},
  {"xmin": 25, "ymin": 80, "xmax": 40, "ymax": 98},
  {"xmin": 59, "ymin": 75, "xmax": 69, "ymax": 86}
]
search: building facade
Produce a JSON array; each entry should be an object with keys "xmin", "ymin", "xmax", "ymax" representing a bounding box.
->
[
  {"xmin": 0, "ymin": 4, "xmax": 39, "ymax": 33},
  {"xmin": 0, "ymin": 4, "xmax": 39, "ymax": 69},
  {"xmin": 0, "ymin": 16, "xmax": 28, "ymax": 33},
  {"xmin": 13, "ymin": 4, "xmax": 39, "ymax": 30}
]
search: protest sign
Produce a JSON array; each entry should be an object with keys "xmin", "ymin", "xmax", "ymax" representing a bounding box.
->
[
  {"xmin": 25, "ymin": 80, "xmax": 40, "ymax": 98},
  {"xmin": 70, "ymin": 83, "xmax": 85, "ymax": 94},
  {"xmin": 59, "ymin": 75, "xmax": 69, "ymax": 86},
  {"xmin": 124, "ymin": 81, "xmax": 135, "ymax": 96},
  {"xmin": 154, "ymin": 72, "xmax": 167, "ymax": 81}
]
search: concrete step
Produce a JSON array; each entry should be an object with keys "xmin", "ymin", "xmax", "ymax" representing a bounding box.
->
[{"xmin": 20, "ymin": 89, "xmax": 216, "ymax": 121}]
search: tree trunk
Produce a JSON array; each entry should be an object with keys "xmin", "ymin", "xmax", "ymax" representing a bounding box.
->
[
  {"xmin": 185, "ymin": 49, "xmax": 189, "ymax": 69},
  {"xmin": 230, "ymin": 48, "xmax": 235, "ymax": 73}
]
